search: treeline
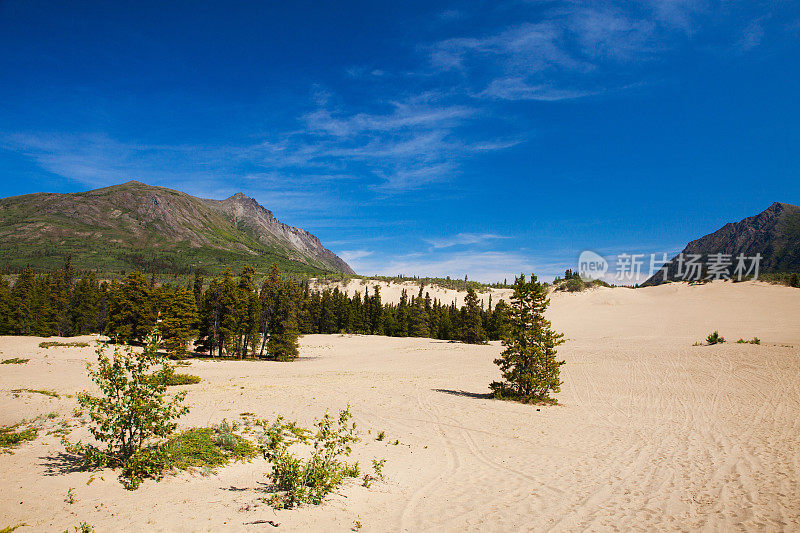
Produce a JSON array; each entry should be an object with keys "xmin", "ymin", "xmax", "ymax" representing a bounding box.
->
[{"xmin": 0, "ymin": 259, "xmax": 510, "ymax": 359}]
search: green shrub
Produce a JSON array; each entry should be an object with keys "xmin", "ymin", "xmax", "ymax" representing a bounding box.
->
[
  {"xmin": 163, "ymin": 422, "xmax": 258, "ymax": 470},
  {"xmin": 66, "ymin": 337, "xmax": 189, "ymax": 489},
  {"xmin": 0, "ymin": 358, "xmax": 29, "ymax": 364},
  {"xmin": 11, "ymin": 388, "xmax": 59, "ymax": 398},
  {"xmin": 706, "ymin": 331, "xmax": 726, "ymax": 345},
  {"xmin": 261, "ymin": 406, "xmax": 361, "ymax": 508},
  {"xmin": 166, "ymin": 373, "xmax": 201, "ymax": 386},
  {"xmin": 0, "ymin": 424, "xmax": 38, "ymax": 451},
  {"xmin": 376, "ymin": 430, "xmax": 385, "ymax": 442},
  {"xmin": 39, "ymin": 341, "xmax": 89, "ymax": 349},
  {"xmin": 736, "ymin": 337, "xmax": 761, "ymax": 345}
]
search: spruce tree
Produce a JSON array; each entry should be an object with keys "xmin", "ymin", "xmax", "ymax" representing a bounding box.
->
[
  {"xmin": 460, "ymin": 288, "xmax": 487, "ymax": 344},
  {"xmin": 158, "ymin": 285, "xmax": 199, "ymax": 359},
  {"xmin": 267, "ymin": 281, "xmax": 300, "ymax": 361},
  {"xmin": 490, "ymin": 274, "xmax": 564, "ymax": 403},
  {"xmin": 106, "ymin": 271, "xmax": 157, "ymax": 344}
]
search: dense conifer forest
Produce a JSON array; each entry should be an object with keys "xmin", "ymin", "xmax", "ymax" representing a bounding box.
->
[{"xmin": 0, "ymin": 259, "xmax": 509, "ymax": 359}]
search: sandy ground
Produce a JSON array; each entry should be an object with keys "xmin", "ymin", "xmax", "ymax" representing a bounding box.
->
[{"xmin": 1, "ymin": 281, "xmax": 799, "ymax": 532}]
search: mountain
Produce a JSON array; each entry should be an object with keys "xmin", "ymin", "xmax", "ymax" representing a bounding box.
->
[
  {"xmin": 0, "ymin": 181, "xmax": 355, "ymax": 275},
  {"xmin": 645, "ymin": 202, "xmax": 800, "ymax": 285}
]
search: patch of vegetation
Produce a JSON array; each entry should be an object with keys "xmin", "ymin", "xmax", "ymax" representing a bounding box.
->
[
  {"xmin": 706, "ymin": 331, "xmax": 726, "ymax": 345},
  {"xmin": 69, "ymin": 522, "xmax": 94, "ymax": 533},
  {"xmin": 65, "ymin": 338, "xmax": 189, "ymax": 489},
  {"xmin": 39, "ymin": 341, "xmax": 89, "ymax": 349},
  {"xmin": 376, "ymin": 431, "xmax": 386, "ymax": 442},
  {"xmin": 260, "ymin": 406, "xmax": 362, "ymax": 508},
  {"xmin": 362, "ymin": 458, "xmax": 386, "ymax": 488},
  {"xmin": 736, "ymin": 337, "xmax": 761, "ymax": 345},
  {"xmin": 166, "ymin": 373, "xmax": 201, "ymax": 386},
  {"xmin": 0, "ymin": 358, "xmax": 29, "ymax": 364},
  {"xmin": 552, "ymin": 269, "xmax": 613, "ymax": 292},
  {"xmin": 0, "ymin": 424, "xmax": 38, "ymax": 451},
  {"xmin": 0, "ymin": 524, "xmax": 26, "ymax": 533},
  {"xmin": 11, "ymin": 388, "xmax": 59, "ymax": 398},
  {"xmin": 163, "ymin": 422, "xmax": 258, "ymax": 470},
  {"xmin": 760, "ymin": 272, "xmax": 800, "ymax": 288}
]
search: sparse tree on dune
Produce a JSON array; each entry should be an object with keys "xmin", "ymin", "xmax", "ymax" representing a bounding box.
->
[{"xmin": 490, "ymin": 273, "xmax": 564, "ymax": 404}]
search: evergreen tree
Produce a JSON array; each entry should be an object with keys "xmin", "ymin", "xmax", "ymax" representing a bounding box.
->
[
  {"xmin": 106, "ymin": 271, "xmax": 157, "ymax": 343},
  {"xmin": 196, "ymin": 277, "xmax": 222, "ymax": 355},
  {"xmin": 460, "ymin": 288, "xmax": 487, "ymax": 344},
  {"xmin": 158, "ymin": 285, "xmax": 199, "ymax": 359},
  {"xmin": 71, "ymin": 273, "xmax": 102, "ymax": 335},
  {"xmin": 490, "ymin": 274, "xmax": 564, "ymax": 403},
  {"xmin": 0, "ymin": 275, "xmax": 14, "ymax": 335},
  {"xmin": 267, "ymin": 281, "xmax": 300, "ymax": 361},
  {"xmin": 10, "ymin": 267, "xmax": 35, "ymax": 335}
]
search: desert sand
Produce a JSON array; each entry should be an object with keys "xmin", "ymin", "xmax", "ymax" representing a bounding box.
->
[{"xmin": 1, "ymin": 281, "xmax": 799, "ymax": 532}]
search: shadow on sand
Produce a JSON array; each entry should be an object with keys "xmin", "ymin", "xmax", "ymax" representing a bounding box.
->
[
  {"xmin": 40, "ymin": 451, "xmax": 86, "ymax": 476},
  {"xmin": 432, "ymin": 388, "xmax": 494, "ymax": 400}
]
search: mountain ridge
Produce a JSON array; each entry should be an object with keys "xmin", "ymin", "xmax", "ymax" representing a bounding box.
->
[
  {"xmin": 644, "ymin": 201, "xmax": 800, "ymax": 285},
  {"xmin": 0, "ymin": 181, "xmax": 354, "ymax": 275}
]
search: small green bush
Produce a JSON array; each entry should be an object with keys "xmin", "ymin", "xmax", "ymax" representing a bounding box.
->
[
  {"xmin": 163, "ymin": 422, "xmax": 258, "ymax": 470},
  {"xmin": 736, "ymin": 337, "xmax": 761, "ymax": 345},
  {"xmin": 706, "ymin": 331, "xmax": 726, "ymax": 345},
  {"xmin": 261, "ymin": 406, "xmax": 361, "ymax": 508},
  {"xmin": 66, "ymin": 337, "xmax": 189, "ymax": 489},
  {"xmin": 0, "ymin": 424, "xmax": 38, "ymax": 451},
  {"xmin": 376, "ymin": 431, "xmax": 385, "ymax": 442},
  {"xmin": 166, "ymin": 373, "xmax": 201, "ymax": 386},
  {"xmin": 0, "ymin": 358, "xmax": 29, "ymax": 364},
  {"xmin": 39, "ymin": 341, "xmax": 89, "ymax": 349},
  {"xmin": 11, "ymin": 388, "xmax": 59, "ymax": 398}
]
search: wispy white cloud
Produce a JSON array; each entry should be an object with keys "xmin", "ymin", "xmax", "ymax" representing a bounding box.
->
[{"xmin": 425, "ymin": 232, "xmax": 509, "ymax": 249}]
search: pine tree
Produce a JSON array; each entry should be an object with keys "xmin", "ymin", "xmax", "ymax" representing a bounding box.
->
[
  {"xmin": 106, "ymin": 271, "xmax": 157, "ymax": 343},
  {"xmin": 490, "ymin": 274, "xmax": 564, "ymax": 403},
  {"xmin": 158, "ymin": 285, "xmax": 199, "ymax": 359},
  {"xmin": 196, "ymin": 277, "xmax": 222, "ymax": 355},
  {"xmin": 267, "ymin": 281, "xmax": 300, "ymax": 361},
  {"xmin": 460, "ymin": 288, "xmax": 487, "ymax": 344},
  {"xmin": 0, "ymin": 275, "xmax": 13, "ymax": 335},
  {"xmin": 71, "ymin": 273, "xmax": 101, "ymax": 335}
]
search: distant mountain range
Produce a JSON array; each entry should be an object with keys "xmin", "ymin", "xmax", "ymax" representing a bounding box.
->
[
  {"xmin": 0, "ymin": 181, "xmax": 354, "ymax": 275},
  {"xmin": 645, "ymin": 202, "xmax": 800, "ymax": 285}
]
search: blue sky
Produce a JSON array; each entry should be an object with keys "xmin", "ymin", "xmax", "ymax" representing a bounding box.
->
[{"xmin": 1, "ymin": 1, "xmax": 798, "ymax": 282}]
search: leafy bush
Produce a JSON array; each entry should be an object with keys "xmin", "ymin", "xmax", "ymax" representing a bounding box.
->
[
  {"xmin": 736, "ymin": 337, "xmax": 761, "ymax": 345},
  {"xmin": 166, "ymin": 373, "xmax": 201, "ymax": 386},
  {"xmin": 706, "ymin": 331, "xmax": 726, "ymax": 345},
  {"xmin": 0, "ymin": 358, "xmax": 29, "ymax": 364},
  {"xmin": 0, "ymin": 424, "xmax": 38, "ymax": 451},
  {"xmin": 261, "ymin": 406, "xmax": 361, "ymax": 508},
  {"xmin": 67, "ymin": 337, "xmax": 189, "ymax": 489}
]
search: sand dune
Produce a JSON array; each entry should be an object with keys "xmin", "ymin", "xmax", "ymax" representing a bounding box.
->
[
  {"xmin": 1, "ymin": 281, "xmax": 798, "ymax": 531},
  {"xmin": 310, "ymin": 278, "xmax": 512, "ymax": 307}
]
